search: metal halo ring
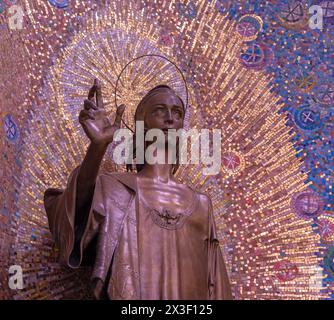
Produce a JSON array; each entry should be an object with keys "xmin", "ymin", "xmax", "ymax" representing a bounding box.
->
[{"xmin": 114, "ymin": 53, "xmax": 189, "ymax": 132}]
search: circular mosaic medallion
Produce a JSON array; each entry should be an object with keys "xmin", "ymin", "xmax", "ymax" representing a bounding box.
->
[
  {"xmin": 293, "ymin": 107, "xmax": 322, "ymax": 131},
  {"xmin": 221, "ymin": 151, "xmax": 245, "ymax": 175},
  {"xmin": 240, "ymin": 43, "xmax": 273, "ymax": 70},
  {"xmin": 3, "ymin": 114, "xmax": 19, "ymax": 143},
  {"xmin": 291, "ymin": 190, "xmax": 324, "ymax": 219},
  {"xmin": 317, "ymin": 216, "xmax": 334, "ymax": 243},
  {"xmin": 277, "ymin": 0, "xmax": 309, "ymax": 30},
  {"xmin": 273, "ymin": 260, "xmax": 299, "ymax": 282},
  {"xmin": 314, "ymin": 83, "xmax": 334, "ymax": 106},
  {"xmin": 236, "ymin": 14, "xmax": 263, "ymax": 42},
  {"xmin": 240, "ymin": 43, "xmax": 264, "ymax": 66},
  {"xmin": 293, "ymin": 72, "xmax": 317, "ymax": 93}
]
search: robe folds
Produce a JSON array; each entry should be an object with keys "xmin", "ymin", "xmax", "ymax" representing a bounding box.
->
[{"xmin": 44, "ymin": 166, "xmax": 232, "ymax": 300}]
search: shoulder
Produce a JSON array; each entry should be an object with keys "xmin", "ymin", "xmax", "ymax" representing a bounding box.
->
[
  {"xmin": 195, "ymin": 190, "xmax": 211, "ymax": 201},
  {"xmin": 98, "ymin": 170, "xmax": 136, "ymax": 182},
  {"xmin": 197, "ymin": 192, "xmax": 212, "ymax": 210},
  {"xmin": 181, "ymin": 181, "xmax": 212, "ymax": 211},
  {"xmin": 184, "ymin": 183, "xmax": 211, "ymax": 204},
  {"xmin": 97, "ymin": 171, "xmax": 137, "ymax": 193},
  {"xmin": 177, "ymin": 178, "xmax": 212, "ymax": 201},
  {"xmin": 95, "ymin": 172, "xmax": 136, "ymax": 209}
]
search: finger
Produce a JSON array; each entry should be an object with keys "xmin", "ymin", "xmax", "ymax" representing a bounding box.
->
[
  {"xmin": 114, "ymin": 104, "xmax": 126, "ymax": 127},
  {"xmin": 84, "ymin": 99, "xmax": 98, "ymax": 110},
  {"xmin": 88, "ymin": 82, "xmax": 97, "ymax": 101},
  {"xmin": 79, "ymin": 109, "xmax": 95, "ymax": 121},
  {"xmin": 95, "ymin": 79, "xmax": 104, "ymax": 109},
  {"xmin": 79, "ymin": 114, "xmax": 95, "ymax": 122}
]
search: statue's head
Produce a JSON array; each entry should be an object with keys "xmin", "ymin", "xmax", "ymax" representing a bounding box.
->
[
  {"xmin": 127, "ymin": 85, "xmax": 185, "ymax": 173},
  {"xmin": 134, "ymin": 84, "xmax": 185, "ymax": 131}
]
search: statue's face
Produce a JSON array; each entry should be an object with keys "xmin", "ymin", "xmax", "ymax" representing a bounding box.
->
[{"xmin": 142, "ymin": 90, "xmax": 184, "ymax": 132}]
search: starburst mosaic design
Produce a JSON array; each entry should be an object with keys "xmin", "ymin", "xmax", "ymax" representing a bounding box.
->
[{"xmin": 0, "ymin": 0, "xmax": 332, "ymax": 300}]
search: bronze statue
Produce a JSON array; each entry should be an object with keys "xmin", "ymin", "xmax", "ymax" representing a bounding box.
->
[{"xmin": 44, "ymin": 78, "xmax": 232, "ymax": 300}]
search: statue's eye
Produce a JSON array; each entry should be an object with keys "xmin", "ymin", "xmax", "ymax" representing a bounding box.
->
[
  {"xmin": 173, "ymin": 109, "xmax": 183, "ymax": 117},
  {"xmin": 154, "ymin": 106, "xmax": 165, "ymax": 113}
]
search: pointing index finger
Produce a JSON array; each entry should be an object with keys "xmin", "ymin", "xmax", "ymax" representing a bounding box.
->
[
  {"xmin": 95, "ymin": 79, "xmax": 104, "ymax": 109},
  {"xmin": 88, "ymin": 82, "xmax": 96, "ymax": 101}
]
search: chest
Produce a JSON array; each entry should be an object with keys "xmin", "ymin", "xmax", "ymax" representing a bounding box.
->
[{"xmin": 137, "ymin": 180, "xmax": 194, "ymax": 213}]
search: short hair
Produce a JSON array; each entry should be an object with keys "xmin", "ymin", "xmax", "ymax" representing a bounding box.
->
[{"xmin": 134, "ymin": 84, "xmax": 185, "ymax": 122}]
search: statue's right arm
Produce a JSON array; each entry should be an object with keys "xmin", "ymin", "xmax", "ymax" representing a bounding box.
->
[
  {"xmin": 44, "ymin": 79, "xmax": 125, "ymax": 269},
  {"xmin": 74, "ymin": 142, "xmax": 108, "ymax": 247},
  {"xmin": 74, "ymin": 79, "xmax": 125, "ymax": 252}
]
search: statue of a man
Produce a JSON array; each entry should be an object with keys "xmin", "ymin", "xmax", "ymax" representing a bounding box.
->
[{"xmin": 44, "ymin": 79, "xmax": 232, "ymax": 300}]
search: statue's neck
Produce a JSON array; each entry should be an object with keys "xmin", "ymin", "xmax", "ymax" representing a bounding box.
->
[
  {"xmin": 138, "ymin": 163, "xmax": 174, "ymax": 182},
  {"xmin": 138, "ymin": 138, "xmax": 178, "ymax": 182}
]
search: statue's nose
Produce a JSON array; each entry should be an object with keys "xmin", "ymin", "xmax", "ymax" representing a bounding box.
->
[{"xmin": 164, "ymin": 110, "xmax": 174, "ymax": 124}]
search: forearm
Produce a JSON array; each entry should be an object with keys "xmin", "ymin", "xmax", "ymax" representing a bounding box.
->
[
  {"xmin": 76, "ymin": 142, "xmax": 108, "ymax": 209},
  {"xmin": 72, "ymin": 142, "xmax": 108, "ymax": 254}
]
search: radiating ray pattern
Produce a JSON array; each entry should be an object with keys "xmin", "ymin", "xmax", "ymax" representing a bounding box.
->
[{"xmin": 0, "ymin": 0, "xmax": 331, "ymax": 299}]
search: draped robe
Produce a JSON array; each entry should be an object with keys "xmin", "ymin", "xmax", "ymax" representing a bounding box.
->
[{"xmin": 44, "ymin": 166, "xmax": 232, "ymax": 300}]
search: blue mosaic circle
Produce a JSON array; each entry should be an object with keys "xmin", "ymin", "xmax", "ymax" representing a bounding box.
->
[
  {"xmin": 240, "ymin": 43, "xmax": 273, "ymax": 70},
  {"xmin": 314, "ymin": 83, "xmax": 334, "ymax": 106},
  {"xmin": 293, "ymin": 107, "xmax": 322, "ymax": 131},
  {"xmin": 241, "ymin": 43, "xmax": 264, "ymax": 65},
  {"xmin": 48, "ymin": 0, "xmax": 69, "ymax": 9},
  {"xmin": 3, "ymin": 114, "xmax": 19, "ymax": 143}
]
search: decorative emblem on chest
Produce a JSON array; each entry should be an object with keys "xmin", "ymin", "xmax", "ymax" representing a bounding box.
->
[
  {"xmin": 140, "ymin": 188, "xmax": 199, "ymax": 230},
  {"xmin": 150, "ymin": 208, "xmax": 190, "ymax": 230}
]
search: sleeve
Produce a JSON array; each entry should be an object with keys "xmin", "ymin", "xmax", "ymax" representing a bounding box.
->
[
  {"xmin": 43, "ymin": 166, "xmax": 106, "ymax": 269},
  {"xmin": 207, "ymin": 197, "xmax": 233, "ymax": 300}
]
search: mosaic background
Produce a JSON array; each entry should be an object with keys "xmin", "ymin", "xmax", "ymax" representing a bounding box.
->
[{"xmin": 0, "ymin": 0, "xmax": 333, "ymax": 300}]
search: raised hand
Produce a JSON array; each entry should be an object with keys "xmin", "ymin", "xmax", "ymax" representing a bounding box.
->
[{"xmin": 79, "ymin": 79, "xmax": 125, "ymax": 146}]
